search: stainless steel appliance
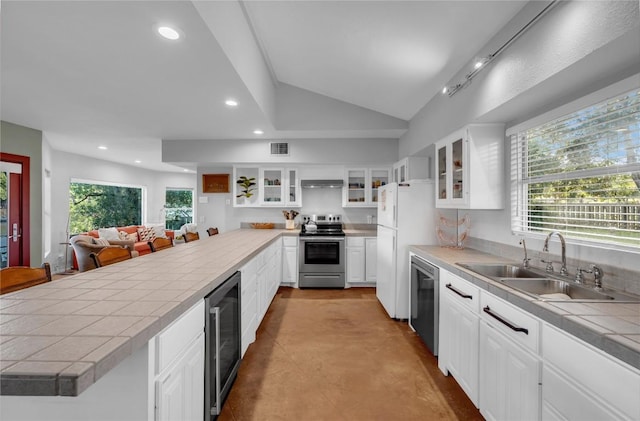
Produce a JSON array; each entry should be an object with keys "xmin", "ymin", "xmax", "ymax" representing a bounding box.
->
[
  {"xmin": 205, "ymin": 271, "xmax": 241, "ymax": 419},
  {"xmin": 299, "ymin": 214, "xmax": 345, "ymax": 288},
  {"xmin": 409, "ymin": 255, "xmax": 439, "ymax": 355}
]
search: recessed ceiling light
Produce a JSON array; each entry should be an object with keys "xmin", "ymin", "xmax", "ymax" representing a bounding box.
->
[
  {"xmin": 253, "ymin": 129, "xmax": 264, "ymax": 135},
  {"xmin": 474, "ymin": 61, "xmax": 484, "ymax": 69},
  {"xmin": 225, "ymin": 99, "xmax": 238, "ymax": 107},
  {"xmin": 183, "ymin": 169, "xmax": 189, "ymax": 172},
  {"xmin": 98, "ymin": 145, "xmax": 108, "ymax": 150},
  {"xmin": 134, "ymin": 160, "xmax": 142, "ymax": 164},
  {"xmin": 157, "ymin": 26, "xmax": 180, "ymax": 40}
]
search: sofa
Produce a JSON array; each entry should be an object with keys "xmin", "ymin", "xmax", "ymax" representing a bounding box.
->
[{"xmin": 72, "ymin": 225, "xmax": 174, "ymax": 271}]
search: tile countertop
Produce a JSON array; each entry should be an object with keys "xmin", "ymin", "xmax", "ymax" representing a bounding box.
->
[
  {"xmin": 410, "ymin": 245, "xmax": 640, "ymax": 371},
  {"xmin": 0, "ymin": 229, "xmax": 284, "ymax": 397}
]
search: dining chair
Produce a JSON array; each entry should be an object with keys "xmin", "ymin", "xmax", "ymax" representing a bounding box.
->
[
  {"xmin": 0, "ymin": 263, "xmax": 52, "ymax": 295},
  {"xmin": 148, "ymin": 237, "xmax": 173, "ymax": 252},
  {"xmin": 90, "ymin": 246, "xmax": 132, "ymax": 268},
  {"xmin": 207, "ymin": 227, "xmax": 219, "ymax": 236},
  {"xmin": 183, "ymin": 232, "xmax": 200, "ymax": 243}
]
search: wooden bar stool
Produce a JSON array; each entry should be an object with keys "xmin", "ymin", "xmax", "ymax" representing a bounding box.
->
[{"xmin": 0, "ymin": 263, "xmax": 52, "ymax": 295}]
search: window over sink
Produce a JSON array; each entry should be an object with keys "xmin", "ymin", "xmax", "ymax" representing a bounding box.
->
[{"xmin": 509, "ymin": 83, "xmax": 640, "ymax": 250}]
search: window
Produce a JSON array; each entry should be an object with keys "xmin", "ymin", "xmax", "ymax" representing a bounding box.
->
[
  {"xmin": 69, "ymin": 181, "xmax": 143, "ymax": 234},
  {"xmin": 164, "ymin": 188, "xmax": 193, "ymax": 230},
  {"xmin": 511, "ymin": 88, "xmax": 640, "ymax": 249}
]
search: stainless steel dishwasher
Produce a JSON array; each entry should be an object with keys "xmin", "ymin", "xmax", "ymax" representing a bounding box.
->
[{"xmin": 409, "ymin": 255, "xmax": 439, "ymax": 356}]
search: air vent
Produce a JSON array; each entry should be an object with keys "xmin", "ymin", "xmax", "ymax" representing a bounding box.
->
[{"xmin": 270, "ymin": 142, "xmax": 289, "ymax": 156}]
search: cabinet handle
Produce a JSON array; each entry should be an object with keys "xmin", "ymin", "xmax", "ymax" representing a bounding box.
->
[
  {"xmin": 445, "ymin": 283, "xmax": 472, "ymax": 299},
  {"xmin": 483, "ymin": 306, "xmax": 529, "ymax": 335}
]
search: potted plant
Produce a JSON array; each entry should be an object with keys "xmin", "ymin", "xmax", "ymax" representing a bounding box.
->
[{"xmin": 236, "ymin": 176, "xmax": 256, "ymax": 203}]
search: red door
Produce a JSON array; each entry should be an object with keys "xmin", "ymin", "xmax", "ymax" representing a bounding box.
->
[{"xmin": 1, "ymin": 153, "xmax": 30, "ymax": 268}]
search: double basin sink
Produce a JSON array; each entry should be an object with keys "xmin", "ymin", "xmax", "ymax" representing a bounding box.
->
[{"xmin": 457, "ymin": 263, "xmax": 640, "ymax": 303}]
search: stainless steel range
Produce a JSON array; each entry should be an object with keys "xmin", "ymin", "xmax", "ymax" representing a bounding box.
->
[{"xmin": 299, "ymin": 214, "xmax": 345, "ymax": 288}]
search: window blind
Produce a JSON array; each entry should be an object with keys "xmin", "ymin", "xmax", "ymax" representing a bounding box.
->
[{"xmin": 511, "ymin": 88, "xmax": 640, "ymax": 249}]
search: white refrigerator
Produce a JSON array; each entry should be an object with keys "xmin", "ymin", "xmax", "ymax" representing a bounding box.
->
[{"xmin": 376, "ymin": 180, "xmax": 437, "ymax": 319}]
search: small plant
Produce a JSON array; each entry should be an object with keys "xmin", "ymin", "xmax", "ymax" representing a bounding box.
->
[{"xmin": 236, "ymin": 176, "xmax": 256, "ymax": 199}]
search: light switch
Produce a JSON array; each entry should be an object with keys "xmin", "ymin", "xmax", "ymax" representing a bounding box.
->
[
  {"xmin": 198, "ymin": 196, "xmax": 209, "ymax": 204},
  {"xmin": 225, "ymin": 199, "xmax": 231, "ymax": 205},
  {"xmin": 199, "ymin": 216, "xmax": 205, "ymax": 223}
]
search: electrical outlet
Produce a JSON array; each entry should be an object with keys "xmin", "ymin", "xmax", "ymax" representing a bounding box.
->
[
  {"xmin": 199, "ymin": 216, "xmax": 205, "ymax": 223},
  {"xmin": 225, "ymin": 199, "xmax": 231, "ymax": 205}
]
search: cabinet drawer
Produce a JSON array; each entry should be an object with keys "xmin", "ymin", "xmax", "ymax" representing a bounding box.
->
[
  {"xmin": 441, "ymin": 271, "xmax": 480, "ymax": 313},
  {"xmin": 155, "ymin": 300, "xmax": 204, "ymax": 374},
  {"xmin": 480, "ymin": 292, "xmax": 539, "ymax": 353},
  {"xmin": 282, "ymin": 236, "xmax": 298, "ymax": 247},
  {"xmin": 347, "ymin": 237, "xmax": 365, "ymax": 247}
]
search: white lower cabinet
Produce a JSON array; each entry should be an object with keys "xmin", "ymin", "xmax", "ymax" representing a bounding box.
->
[
  {"xmin": 542, "ymin": 323, "xmax": 640, "ymax": 420},
  {"xmin": 155, "ymin": 333, "xmax": 204, "ymax": 421},
  {"xmin": 439, "ymin": 270, "xmax": 480, "ymax": 406},
  {"xmin": 152, "ymin": 300, "xmax": 205, "ymax": 421},
  {"xmin": 282, "ymin": 236, "xmax": 298, "ymax": 285},
  {"xmin": 347, "ymin": 237, "xmax": 377, "ymax": 284},
  {"xmin": 479, "ymin": 322, "xmax": 540, "ymax": 421}
]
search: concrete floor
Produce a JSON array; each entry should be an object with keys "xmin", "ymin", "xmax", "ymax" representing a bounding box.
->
[{"xmin": 219, "ymin": 287, "xmax": 482, "ymax": 420}]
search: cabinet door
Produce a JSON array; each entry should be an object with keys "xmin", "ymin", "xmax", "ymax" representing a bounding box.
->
[
  {"xmin": 282, "ymin": 246, "xmax": 298, "ymax": 284},
  {"xmin": 260, "ymin": 168, "xmax": 285, "ymax": 205},
  {"xmin": 365, "ymin": 238, "xmax": 377, "ymax": 283},
  {"xmin": 156, "ymin": 334, "xmax": 204, "ymax": 421},
  {"xmin": 479, "ymin": 322, "xmax": 540, "ymax": 421},
  {"xmin": 369, "ymin": 168, "xmax": 390, "ymax": 205},
  {"xmin": 285, "ymin": 168, "xmax": 301, "ymax": 207},
  {"xmin": 344, "ymin": 168, "xmax": 367, "ymax": 206},
  {"xmin": 435, "ymin": 134, "xmax": 467, "ymax": 208},
  {"xmin": 346, "ymin": 246, "xmax": 365, "ymax": 283},
  {"xmin": 443, "ymin": 296, "xmax": 479, "ymax": 407}
]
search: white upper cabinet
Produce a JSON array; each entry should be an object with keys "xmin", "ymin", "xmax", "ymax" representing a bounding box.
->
[
  {"xmin": 392, "ymin": 157, "xmax": 428, "ymax": 183},
  {"xmin": 343, "ymin": 167, "xmax": 391, "ymax": 208},
  {"xmin": 435, "ymin": 124, "xmax": 504, "ymax": 209},
  {"xmin": 233, "ymin": 166, "xmax": 300, "ymax": 208}
]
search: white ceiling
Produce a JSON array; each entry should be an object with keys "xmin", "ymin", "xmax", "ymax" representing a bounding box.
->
[{"xmin": 1, "ymin": 0, "xmax": 527, "ymax": 172}]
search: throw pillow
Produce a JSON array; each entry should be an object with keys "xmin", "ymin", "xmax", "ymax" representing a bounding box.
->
[
  {"xmin": 137, "ymin": 226, "xmax": 156, "ymax": 242},
  {"xmin": 98, "ymin": 227, "xmax": 120, "ymax": 241},
  {"xmin": 93, "ymin": 238, "xmax": 111, "ymax": 246},
  {"xmin": 118, "ymin": 231, "xmax": 138, "ymax": 242}
]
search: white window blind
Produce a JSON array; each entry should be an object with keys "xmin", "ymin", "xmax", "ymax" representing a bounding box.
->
[{"xmin": 511, "ymin": 88, "xmax": 640, "ymax": 249}]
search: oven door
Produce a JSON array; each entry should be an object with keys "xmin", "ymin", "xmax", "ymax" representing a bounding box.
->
[{"xmin": 299, "ymin": 237, "xmax": 345, "ymax": 273}]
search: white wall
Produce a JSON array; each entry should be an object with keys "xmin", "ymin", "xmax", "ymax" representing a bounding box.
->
[
  {"xmin": 398, "ymin": 1, "xmax": 640, "ymax": 275},
  {"xmin": 49, "ymin": 150, "xmax": 196, "ymax": 272}
]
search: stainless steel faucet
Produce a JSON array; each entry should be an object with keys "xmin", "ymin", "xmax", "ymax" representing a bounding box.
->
[
  {"xmin": 542, "ymin": 231, "xmax": 568, "ymax": 276},
  {"xmin": 519, "ymin": 239, "xmax": 530, "ymax": 268},
  {"xmin": 591, "ymin": 264, "xmax": 604, "ymax": 291}
]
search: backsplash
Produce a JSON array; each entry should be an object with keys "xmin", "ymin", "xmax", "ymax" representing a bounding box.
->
[{"xmin": 466, "ymin": 237, "xmax": 640, "ymax": 296}]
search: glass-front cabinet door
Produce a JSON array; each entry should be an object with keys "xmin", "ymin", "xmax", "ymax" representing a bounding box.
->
[
  {"xmin": 435, "ymin": 130, "xmax": 468, "ymax": 208},
  {"xmin": 346, "ymin": 168, "xmax": 366, "ymax": 205},
  {"xmin": 260, "ymin": 168, "xmax": 284, "ymax": 205},
  {"xmin": 286, "ymin": 168, "xmax": 301, "ymax": 207},
  {"xmin": 370, "ymin": 168, "xmax": 390, "ymax": 204}
]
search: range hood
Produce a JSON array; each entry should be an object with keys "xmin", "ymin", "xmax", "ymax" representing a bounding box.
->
[{"xmin": 301, "ymin": 179, "xmax": 344, "ymax": 189}]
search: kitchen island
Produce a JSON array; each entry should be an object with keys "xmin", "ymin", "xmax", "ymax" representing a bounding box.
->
[{"xmin": 0, "ymin": 229, "xmax": 287, "ymax": 398}]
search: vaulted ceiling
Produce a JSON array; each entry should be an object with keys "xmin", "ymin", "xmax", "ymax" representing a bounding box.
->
[{"xmin": 1, "ymin": 1, "xmax": 526, "ymax": 171}]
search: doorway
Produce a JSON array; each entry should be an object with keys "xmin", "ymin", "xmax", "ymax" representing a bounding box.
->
[{"xmin": 0, "ymin": 153, "xmax": 30, "ymax": 268}]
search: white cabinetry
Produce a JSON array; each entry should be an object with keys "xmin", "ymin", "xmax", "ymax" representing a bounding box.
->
[
  {"xmin": 282, "ymin": 236, "xmax": 298, "ymax": 285},
  {"xmin": 438, "ymin": 270, "xmax": 480, "ymax": 407},
  {"xmin": 343, "ymin": 167, "xmax": 390, "ymax": 207},
  {"xmin": 240, "ymin": 258, "xmax": 258, "ymax": 356},
  {"xmin": 233, "ymin": 166, "xmax": 300, "ymax": 207},
  {"xmin": 479, "ymin": 292, "xmax": 540, "ymax": 421},
  {"xmin": 435, "ymin": 124, "xmax": 504, "ymax": 209},
  {"xmin": 346, "ymin": 237, "xmax": 377, "ymax": 284},
  {"xmin": 365, "ymin": 238, "xmax": 377, "ymax": 283},
  {"xmin": 152, "ymin": 300, "xmax": 205, "ymax": 421},
  {"xmin": 542, "ymin": 323, "xmax": 640, "ymax": 420},
  {"xmin": 392, "ymin": 157, "xmax": 428, "ymax": 183}
]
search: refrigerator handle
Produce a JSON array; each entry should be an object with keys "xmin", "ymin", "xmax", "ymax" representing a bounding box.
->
[{"xmin": 392, "ymin": 205, "xmax": 396, "ymax": 225}]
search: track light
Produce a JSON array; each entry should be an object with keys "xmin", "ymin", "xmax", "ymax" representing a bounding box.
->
[{"xmin": 441, "ymin": 0, "xmax": 558, "ymax": 98}]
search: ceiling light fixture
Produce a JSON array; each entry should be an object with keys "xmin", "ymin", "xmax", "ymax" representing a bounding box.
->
[
  {"xmin": 253, "ymin": 129, "xmax": 264, "ymax": 135},
  {"xmin": 98, "ymin": 145, "xmax": 108, "ymax": 150},
  {"xmin": 442, "ymin": 0, "xmax": 558, "ymax": 98},
  {"xmin": 225, "ymin": 99, "xmax": 238, "ymax": 107},
  {"xmin": 157, "ymin": 26, "xmax": 180, "ymax": 40},
  {"xmin": 134, "ymin": 160, "xmax": 142, "ymax": 164}
]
